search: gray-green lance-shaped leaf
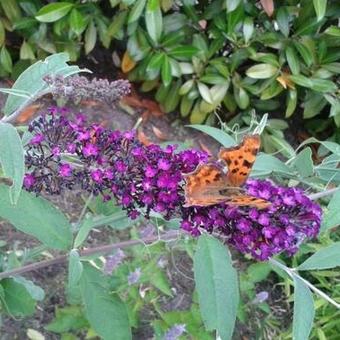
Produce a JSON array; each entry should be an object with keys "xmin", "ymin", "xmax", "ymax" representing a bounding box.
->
[
  {"xmin": 35, "ymin": 2, "xmax": 74, "ymax": 22},
  {"xmin": 0, "ymin": 184, "xmax": 72, "ymax": 250},
  {"xmin": 68, "ymin": 250, "xmax": 83, "ymax": 288},
  {"xmin": 80, "ymin": 263, "xmax": 132, "ymax": 340},
  {"xmin": 188, "ymin": 125, "xmax": 235, "ymax": 147},
  {"xmin": 298, "ymin": 243, "xmax": 340, "ymax": 270},
  {"xmin": 320, "ymin": 190, "xmax": 340, "ymax": 231},
  {"xmin": 293, "ymin": 277, "xmax": 315, "ymax": 340},
  {"xmin": 1, "ymin": 278, "xmax": 36, "ymax": 317},
  {"xmin": 3, "ymin": 53, "xmax": 89, "ymax": 116},
  {"xmin": 193, "ymin": 235, "xmax": 239, "ymax": 340},
  {"xmin": 0, "ymin": 122, "xmax": 24, "ymax": 204}
]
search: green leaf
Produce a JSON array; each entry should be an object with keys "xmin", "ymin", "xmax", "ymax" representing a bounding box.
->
[
  {"xmin": 246, "ymin": 64, "xmax": 278, "ymax": 79},
  {"xmin": 68, "ymin": 250, "xmax": 83, "ymax": 288},
  {"xmin": 0, "ymin": 46, "xmax": 12, "ymax": 73},
  {"xmin": 194, "ymin": 235, "xmax": 239, "ymax": 340},
  {"xmin": 320, "ymin": 190, "xmax": 340, "ymax": 231},
  {"xmin": 69, "ymin": 8, "xmax": 86, "ymax": 36},
  {"xmin": 313, "ymin": 0, "xmax": 327, "ymax": 22},
  {"xmin": 253, "ymin": 154, "xmax": 291, "ymax": 176},
  {"xmin": 13, "ymin": 277, "xmax": 45, "ymax": 301},
  {"xmin": 293, "ymin": 277, "xmax": 315, "ymax": 340},
  {"xmin": 1, "ymin": 278, "xmax": 36, "ymax": 317},
  {"xmin": 324, "ymin": 26, "xmax": 340, "ymax": 37},
  {"xmin": 161, "ymin": 55, "xmax": 172, "ymax": 86},
  {"xmin": 35, "ymin": 2, "xmax": 74, "ymax": 23},
  {"xmin": 0, "ymin": 184, "xmax": 72, "ymax": 250},
  {"xmin": 243, "ymin": 17, "xmax": 254, "ymax": 43},
  {"xmin": 285, "ymin": 89, "xmax": 297, "ymax": 117},
  {"xmin": 168, "ymin": 46, "xmax": 198, "ymax": 59},
  {"xmin": 286, "ymin": 46, "xmax": 300, "ymax": 75},
  {"xmin": 20, "ymin": 41, "xmax": 35, "ymax": 60},
  {"xmin": 188, "ymin": 125, "xmax": 235, "ymax": 147},
  {"xmin": 293, "ymin": 147, "xmax": 314, "ymax": 178},
  {"xmin": 80, "ymin": 263, "xmax": 131, "ymax": 340},
  {"xmin": 226, "ymin": 0, "xmax": 241, "ymax": 12},
  {"xmin": 3, "ymin": 53, "xmax": 88, "ymax": 116},
  {"xmin": 0, "ymin": 122, "xmax": 24, "ymax": 204},
  {"xmin": 293, "ymin": 41, "xmax": 314, "ymax": 67},
  {"xmin": 0, "ymin": 21, "xmax": 5, "ymax": 47},
  {"xmin": 84, "ymin": 20, "xmax": 97, "ymax": 55},
  {"xmin": 128, "ymin": 0, "xmax": 147, "ymax": 23},
  {"xmin": 276, "ymin": 7, "xmax": 290, "ymax": 37},
  {"xmin": 197, "ymin": 82, "xmax": 213, "ymax": 104},
  {"xmin": 298, "ymin": 243, "xmax": 340, "ymax": 270},
  {"xmin": 0, "ymin": 0, "xmax": 21, "ymax": 22},
  {"xmin": 145, "ymin": 0, "xmax": 163, "ymax": 43}
]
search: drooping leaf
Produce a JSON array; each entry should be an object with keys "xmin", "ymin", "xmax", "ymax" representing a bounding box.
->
[
  {"xmin": 0, "ymin": 122, "xmax": 25, "ymax": 204},
  {"xmin": 188, "ymin": 125, "xmax": 235, "ymax": 147},
  {"xmin": 293, "ymin": 277, "xmax": 315, "ymax": 340},
  {"xmin": 193, "ymin": 235, "xmax": 239, "ymax": 340},
  {"xmin": 0, "ymin": 184, "xmax": 72, "ymax": 250},
  {"xmin": 80, "ymin": 263, "xmax": 131, "ymax": 340}
]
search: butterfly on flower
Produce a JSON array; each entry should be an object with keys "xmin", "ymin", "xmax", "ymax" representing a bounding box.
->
[{"xmin": 183, "ymin": 134, "xmax": 271, "ymax": 209}]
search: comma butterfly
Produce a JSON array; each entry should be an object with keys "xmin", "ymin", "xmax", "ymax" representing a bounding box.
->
[{"xmin": 183, "ymin": 134, "xmax": 271, "ymax": 209}]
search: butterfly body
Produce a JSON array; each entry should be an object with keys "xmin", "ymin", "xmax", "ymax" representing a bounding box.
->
[{"xmin": 183, "ymin": 134, "xmax": 271, "ymax": 209}]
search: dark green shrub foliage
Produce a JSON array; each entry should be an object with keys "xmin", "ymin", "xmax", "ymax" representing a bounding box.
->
[{"xmin": 0, "ymin": 0, "xmax": 339, "ymax": 123}]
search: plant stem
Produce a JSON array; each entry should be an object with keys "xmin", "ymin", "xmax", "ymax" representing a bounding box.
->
[
  {"xmin": 308, "ymin": 187, "xmax": 340, "ymax": 201},
  {"xmin": 0, "ymin": 230, "xmax": 179, "ymax": 280},
  {"xmin": 269, "ymin": 258, "xmax": 340, "ymax": 309}
]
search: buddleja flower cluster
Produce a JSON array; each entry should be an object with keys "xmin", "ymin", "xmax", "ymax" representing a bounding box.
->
[
  {"xmin": 43, "ymin": 75, "xmax": 131, "ymax": 105},
  {"xmin": 24, "ymin": 108, "xmax": 322, "ymax": 260}
]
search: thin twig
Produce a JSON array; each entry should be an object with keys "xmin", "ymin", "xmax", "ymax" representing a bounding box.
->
[
  {"xmin": 269, "ymin": 258, "xmax": 340, "ymax": 309},
  {"xmin": 308, "ymin": 187, "xmax": 340, "ymax": 201},
  {"xmin": 0, "ymin": 230, "xmax": 179, "ymax": 280}
]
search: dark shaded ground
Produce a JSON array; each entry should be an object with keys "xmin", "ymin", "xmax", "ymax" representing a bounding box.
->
[{"xmin": 0, "ymin": 64, "xmax": 289, "ymax": 339}]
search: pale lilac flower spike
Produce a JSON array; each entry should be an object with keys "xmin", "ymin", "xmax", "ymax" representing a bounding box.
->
[
  {"xmin": 164, "ymin": 324, "xmax": 186, "ymax": 340},
  {"xmin": 103, "ymin": 249, "xmax": 125, "ymax": 275},
  {"xmin": 127, "ymin": 268, "xmax": 141, "ymax": 285}
]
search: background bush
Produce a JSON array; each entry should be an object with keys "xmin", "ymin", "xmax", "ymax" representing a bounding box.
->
[{"xmin": 1, "ymin": 0, "xmax": 339, "ymax": 127}]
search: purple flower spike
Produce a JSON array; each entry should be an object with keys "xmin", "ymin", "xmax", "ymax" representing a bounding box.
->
[{"xmin": 23, "ymin": 108, "xmax": 322, "ymax": 261}]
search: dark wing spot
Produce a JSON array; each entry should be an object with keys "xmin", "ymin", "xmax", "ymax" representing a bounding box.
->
[
  {"xmin": 251, "ymin": 149, "xmax": 258, "ymax": 156},
  {"xmin": 234, "ymin": 160, "xmax": 239, "ymax": 165},
  {"xmin": 242, "ymin": 159, "xmax": 252, "ymax": 168},
  {"xmin": 231, "ymin": 168, "xmax": 239, "ymax": 174}
]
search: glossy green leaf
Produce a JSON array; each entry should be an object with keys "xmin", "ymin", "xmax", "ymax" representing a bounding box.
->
[
  {"xmin": 84, "ymin": 20, "xmax": 97, "ymax": 54},
  {"xmin": 168, "ymin": 46, "xmax": 198, "ymax": 59},
  {"xmin": 234, "ymin": 87, "xmax": 249, "ymax": 109},
  {"xmin": 243, "ymin": 17, "xmax": 254, "ymax": 43},
  {"xmin": 180, "ymin": 96, "xmax": 194, "ymax": 117},
  {"xmin": 161, "ymin": 54, "xmax": 172, "ymax": 86},
  {"xmin": 197, "ymin": 82, "xmax": 213, "ymax": 104},
  {"xmin": 277, "ymin": 7, "xmax": 290, "ymax": 37},
  {"xmin": 0, "ymin": 46, "xmax": 12, "ymax": 73},
  {"xmin": 246, "ymin": 63, "xmax": 278, "ymax": 79},
  {"xmin": 226, "ymin": 0, "xmax": 241, "ymax": 12},
  {"xmin": 286, "ymin": 46, "xmax": 300, "ymax": 75},
  {"xmin": 35, "ymin": 2, "xmax": 74, "ymax": 23},
  {"xmin": 320, "ymin": 190, "xmax": 340, "ymax": 231},
  {"xmin": 188, "ymin": 125, "xmax": 235, "ymax": 147},
  {"xmin": 313, "ymin": 0, "xmax": 327, "ymax": 22},
  {"xmin": 1, "ymin": 278, "xmax": 36, "ymax": 317},
  {"xmin": 19, "ymin": 41, "xmax": 35, "ymax": 60},
  {"xmin": 80, "ymin": 263, "xmax": 131, "ymax": 340},
  {"xmin": 293, "ymin": 41, "xmax": 314, "ymax": 67},
  {"xmin": 324, "ymin": 26, "xmax": 340, "ymax": 37},
  {"xmin": 1, "ymin": 0, "xmax": 21, "ymax": 22},
  {"xmin": 145, "ymin": 0, "xmax": 163, "ymax": 43},
  {"xmin": 128, "ymin": 0, "xmax": 147, "ymax": 23},
  {"xmin": 293, "ymin": 277, "xmax": 315, "ymax": 340},
  {"xmin": 69, "ymin": 8, "xmax": 86, "ymax": 36},
  {"xmin": 0, "ymin": 21, "xmax": 5, "ymax": 47},
  {"xmin": 285, "ymin": 89, "xmax": 297, "ymax": 117},
  {"xmin": 0, "ymin": 184, "xmax": 72, "ymax": 250},
  {"xmin": 298, "ymin": 243, "xmax": 340, "ymax": 270},
  {"xmin": 0, "ymin": 122, "xmax": 24, "ymax": 204},
  {"xmin": 194, "ymin": 235, "xmax": 239, "ymax": 340}
]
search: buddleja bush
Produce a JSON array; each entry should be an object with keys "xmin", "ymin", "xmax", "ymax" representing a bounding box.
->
[
  {"xmin": 1, "ymin": 0, "xmax": 340, "ymax": 126},
  {"xmin": 1, "ymin": 54, "xmax": 340, "ymax": 339}
]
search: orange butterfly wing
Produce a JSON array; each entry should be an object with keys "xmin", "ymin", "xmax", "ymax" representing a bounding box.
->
[{"xmin": 183, "ymin": 134, "xmax": 270, "ymax": 209}]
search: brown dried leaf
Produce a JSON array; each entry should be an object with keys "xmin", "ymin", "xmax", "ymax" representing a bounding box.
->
[
  {"xmin": 137, "ymin": 129, "xmax": 151, "ymax": 146},
  {"xmin": 121, "ymin": 51, "xmax": 136, "ymax": 73}
]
